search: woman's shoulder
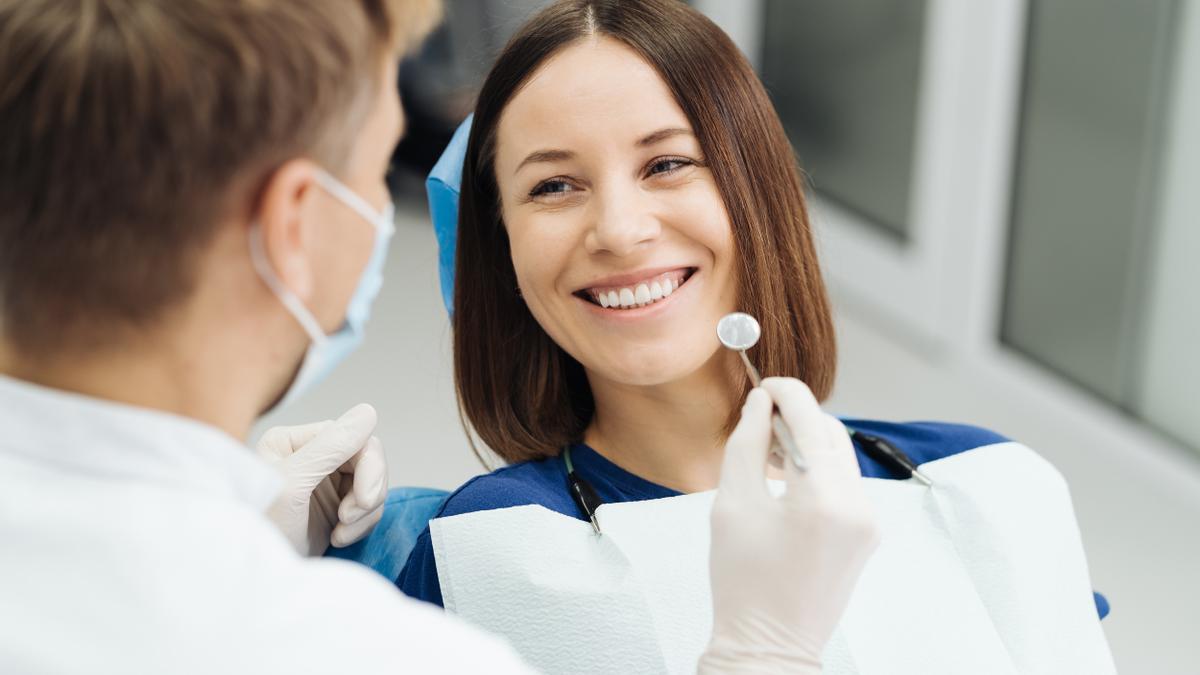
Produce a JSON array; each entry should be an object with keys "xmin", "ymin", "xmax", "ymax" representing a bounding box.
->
[
  {"xmin": 840, "ymin": 418, "xmax": 1012, "ymax": 466},
  {"xmin": 434, "ymin": 453, "xmax": 579, "ymax": 521}
]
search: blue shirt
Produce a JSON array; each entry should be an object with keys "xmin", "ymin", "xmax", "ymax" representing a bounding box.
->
[{"xmin": 396, "ymin": 419, "xmax": 1110, "ymax": 619}]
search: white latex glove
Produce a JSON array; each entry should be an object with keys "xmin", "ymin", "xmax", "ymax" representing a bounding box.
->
[
  {"xmin": 256, "ymin": 403, "xmax": 389, "ymax": 557},
  {"xmin": 698, "ymin": 378, "xmax": 881, "ymax": 675}
]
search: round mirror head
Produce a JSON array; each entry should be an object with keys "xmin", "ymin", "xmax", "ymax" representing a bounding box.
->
[{"xmin": 716, "ymin": 312, "xmax": 762, "ymax": 351}]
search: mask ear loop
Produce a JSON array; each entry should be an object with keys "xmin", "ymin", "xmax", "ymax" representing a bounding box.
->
[
  {"xmin": 248, "ymin": 223, "xmax": 330, "ymax": 347},
  {"xmin": 313, "ymin": 169, "xmax": 396, "ymax": 236},
  {"xmin": 250, "ymin": 169, "xmax": 391, "ymax": 347}
]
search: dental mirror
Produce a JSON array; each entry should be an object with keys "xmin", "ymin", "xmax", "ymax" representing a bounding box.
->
[
  {"xmin": 717, "ymin": 312, "xmax": 807, "ymax": 471},
  {"xmin": 717, "ymin": 312, "xmax": 762, "ymax": 353}
]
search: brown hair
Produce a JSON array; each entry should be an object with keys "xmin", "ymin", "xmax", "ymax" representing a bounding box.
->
[
  {"xmin": 454, "ymin": 0, "xmax": 837, "ymax": 464},
  {"xmin": 0, "ymin": 0, "xmax": 440, "ymax": 357}
]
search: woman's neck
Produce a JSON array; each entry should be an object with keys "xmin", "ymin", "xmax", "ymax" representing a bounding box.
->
[{"xmin": 583, "ymin": 351, "xmax": 741, "ymax": 494}]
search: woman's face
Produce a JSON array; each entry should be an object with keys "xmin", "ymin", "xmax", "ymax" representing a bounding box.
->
[{"xmin": 494, "ymin": 37, "xmax": 738, "ymax": 387}]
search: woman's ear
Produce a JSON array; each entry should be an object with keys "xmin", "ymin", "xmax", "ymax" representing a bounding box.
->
[{"xmin": 255, "ymin": 159, "xmax": 321, "ymax": 301}]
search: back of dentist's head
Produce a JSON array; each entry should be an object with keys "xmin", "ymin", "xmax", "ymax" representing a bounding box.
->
[{"xmin": 0, "ymin": 0, "xmax": 438, "ymax": 418}]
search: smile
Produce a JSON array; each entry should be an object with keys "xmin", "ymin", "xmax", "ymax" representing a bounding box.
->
[{"xmin": 576, "ymin": 268, "xmax": 696, "ymax": 310}]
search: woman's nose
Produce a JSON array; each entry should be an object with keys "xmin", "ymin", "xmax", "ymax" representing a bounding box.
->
[{"xmin": 584, "ymin": 186, "xmax": 662, "ymax": 257}]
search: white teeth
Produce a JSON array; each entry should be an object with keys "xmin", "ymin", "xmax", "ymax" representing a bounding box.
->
[
  {"xmin": 634, "ymin": 284, "xmax": 651, "ymax": 305},
  {"xmin": 619, "ymin": 288, "xmax": 636, "ymax": 307},
  {"xmin": 587, "ymin": 272, "xmax": 687, "ymax": 310}
]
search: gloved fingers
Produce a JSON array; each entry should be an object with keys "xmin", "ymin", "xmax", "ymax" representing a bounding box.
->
[
  {"xmin": 822, "ymin": 414, "xmax": 861, "ymax": 482},
  {"xmin": 255, "ymin": 420, "xmax": 333, "ymax": 459},
  {"xmin": 717, "ymin": 387, "xmax": 774, "ymax": 501},
  {"xmin": 336, "ymin": 492, "xmax": 380, "ymax": 529},
  {"xmin": 290, "ymin": 403, "xmax": 378, "ymax": 487},
  {"xmin": 823, "ymin": 414, "xmax": 878, "ymax": 525},
  {"xmin": 337, "ymin": 437, "xmax": 388, "ymax": 524},
  {"xmin": 330, "ymin": 503, "xmax": 384, "ymax": 548},
  {"xmin": 760, "ymin": 378, "xmax": 833, "ymax": 481},
  {"xmin": 341, "ymin": 436, "xmax": 388, "ymax": 505},
  {"xmin": 311, "ymin": 475, "xmax": 343, "ymax": 528}
]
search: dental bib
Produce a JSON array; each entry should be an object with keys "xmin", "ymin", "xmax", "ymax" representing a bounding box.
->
[{"xmin": 431, "ymin": 443, "xmax": 1116, "ymax": 675}]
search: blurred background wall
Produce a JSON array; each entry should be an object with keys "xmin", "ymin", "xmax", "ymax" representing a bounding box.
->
[{"xmin": 261, "ymin": 1, "xmax": 1200, "ymax": 671}]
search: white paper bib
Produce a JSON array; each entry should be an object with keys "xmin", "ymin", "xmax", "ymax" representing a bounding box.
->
[{"xmin": 431, "ymin": 443, "xmax": 1116, "ymax": 675}]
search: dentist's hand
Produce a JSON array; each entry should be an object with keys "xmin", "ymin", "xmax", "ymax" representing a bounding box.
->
[
  {"xmin": 256, "ymin": 403, "xmax": 389, "ymax": 557},
  {"xmin": 699, "ymin": 378, "xmax": 881, "ymax": 675}
]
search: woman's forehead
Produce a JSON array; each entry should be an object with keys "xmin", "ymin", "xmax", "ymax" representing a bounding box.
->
[{"xmin": 495, "ymin": 37, "xmax": 693, "ymax": 166}]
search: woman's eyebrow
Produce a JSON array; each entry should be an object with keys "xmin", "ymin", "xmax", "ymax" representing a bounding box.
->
[
  {"xmin": 637, "ymin": 127, "xmax": 692, "ymax": 147},
  {"xmin": 516, "ymin": 149, "xmax": 574, "ymax": 173},
  {"xmin": 513, "ymin": 128, "xmax": 693, "ymax": 174}
]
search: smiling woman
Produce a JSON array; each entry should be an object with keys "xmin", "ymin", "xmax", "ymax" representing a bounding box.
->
[
  {"xmin": 396, "ymin": 0, "xmax": 1108, "ymax": 640},
  {"xmin": 453, "ymin": 0, "xmax": 836, "ymax": 467}
]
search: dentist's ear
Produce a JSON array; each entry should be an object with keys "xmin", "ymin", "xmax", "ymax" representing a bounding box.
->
[{"xmin": 256, "ymin": 159, "xmax": 322, "ymax": 302}]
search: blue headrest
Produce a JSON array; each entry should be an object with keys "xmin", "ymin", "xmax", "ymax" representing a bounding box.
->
[{"xmin": 425, "ymin": 115, "xmax": 473, "ymax": 316}]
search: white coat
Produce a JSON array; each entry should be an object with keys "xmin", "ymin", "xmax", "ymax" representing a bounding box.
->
[{"xmin": 0, "ymin": 375, "xmax": 531, "ymax": 674}]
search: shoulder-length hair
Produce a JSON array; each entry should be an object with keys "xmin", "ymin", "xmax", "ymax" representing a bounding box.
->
[{"xmin": 454, "ymin": 0, "xmax": 836, "ymax": 465}]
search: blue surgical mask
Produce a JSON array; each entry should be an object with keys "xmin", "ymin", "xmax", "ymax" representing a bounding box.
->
[{"xmin": 249, "ymin": 169, "xmax": 396, "ymax": 408}]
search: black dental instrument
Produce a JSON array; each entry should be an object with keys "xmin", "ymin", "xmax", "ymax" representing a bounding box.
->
[
  {"xmin": 564, "ymin": 446, "xmax": 603, "ymax": 535},
  {"xmin": 848, "ymin": 429, "xmax": 933, "ymax": 486}
]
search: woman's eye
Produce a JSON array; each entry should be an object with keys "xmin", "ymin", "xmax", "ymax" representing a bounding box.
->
[
  {"xmin": 648, "ymin": 158, "xmax": 691, "ymax": 176},
  {"xmin": 529, "ymin": 179, "xmax": 575, "ymax": 198}
]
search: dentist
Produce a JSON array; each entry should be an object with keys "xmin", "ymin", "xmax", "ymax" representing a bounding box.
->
[{"xmin": 0, "ymin": 1, "xmax": 878, "ymax": 673}]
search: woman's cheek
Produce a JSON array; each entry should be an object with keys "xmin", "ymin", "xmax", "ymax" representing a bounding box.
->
[{"xmin": 510, "ymin": 242, "xmax": 562, "ymax": 324}]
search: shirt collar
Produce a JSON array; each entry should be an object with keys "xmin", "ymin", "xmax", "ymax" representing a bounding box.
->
[
  {"xmin": 0, "ymin": 375, "xmax": 282, "ymax": 512},
  {"xmin": 567, "ymin": 443, "xmax": 683, "ymax": 499}
]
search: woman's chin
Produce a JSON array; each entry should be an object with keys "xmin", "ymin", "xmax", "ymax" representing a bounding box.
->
[{"xmin": 586, "ymin": 352, "xmax": 718, "ymax": 389}]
